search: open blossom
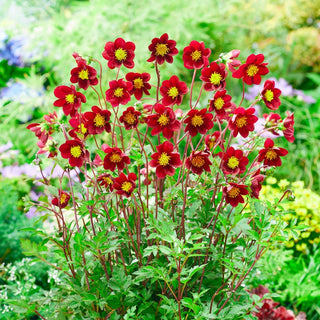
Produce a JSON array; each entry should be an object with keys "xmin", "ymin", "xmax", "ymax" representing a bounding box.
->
[
  {"xmin": 182, "ymin": 40, "xmax": 211, "ymax": 69},
  {"xmin": 119, "ymin": 106, "xmax": 141, "ymax": 130},
  {"xmin": 160, "ymin": 75, "xmax": 188, "ymax": 106},
  {"xmin": 102, "ymin": 37, "xmax": 135, "ymax": 69},
  {"xmin": 59, "ymin": 139, "xmax": 88, "ymax": 167},
  {"xmin": 261, "ymin": 79, "xmax": 281, "ymax": 110},
  {"xmin": 113, "ymin": 172, "xmax": 137, "ymax": 197},
  {"xmin": 51, "ymin": 190, "xmax": 71, "ymax": 208},
  {"xmin": 221, "ymin": 147, "xmax": 249, "ymax": 175},
  {"xmin": 186, "ymin": 151, "xmax": 212, "ymax": 175},
  {"xmin": 209, "ymin": 90, "xmax": 234, "ymax": 119},
  {"xmin": 53, "ymin": 85, "xmax": 86, "ymax": 117},
  {"xmin": 184, "ymin": 108, "xmax": 214, "ymax": 137},
  {"xmin": 147, "ymin": 33, "xmax": 178, "ymax": 65},
  {"xmin": 146, "ymin": 103, "xmax": 181, "ymax": 139},
  {"xmin": 283, "ymin": 111, "xmax": 295, "ymax": 143},
  {"xmin": 232, "ymin": 53, "xmax": 269, "ymax": 85},
  {"xmin": 84, "ymin": 106, "xmax": 111, "ymax": 134},
  {"xmin": 70, "ymin": 56, "xmax": 98, "ymax": 90},
  {"xmin": 200, "ymin": 62, "xmax": 228, "ymax": 91},
  {"xmin": 223, "ymin": 183, "xmax": 249, "ymax": 207},
  {"xmin": 125, "ymin": 72, "xmax": 151, "ymax": 100},
  {"xmin": 258, "ymin": 138, "xmax": 288, "ymax": 167},
  {"xmin": 262, "ymin": 113, "xmax": 282, "ymax": 136},
  {"xmin": 229, "ymin": 107, "xmax": 258, "ymax": 138},
  {"xmin": 69, "ymin": 114, "xmax": 89, "ymax": 140},
  {"xmin": 97, "ymin": 173, "xmax": 114, "ymax": 190},
  {"xmin": 102, "ymin": 145, "xmax": 130, "ymax": 172},
  {"xmin": 149, "ymin": 141, "xmax": 182, "ymax": 178},
  {"xmin": 105, "ymin": 79, "xmax": 133, "ymax": 107}
]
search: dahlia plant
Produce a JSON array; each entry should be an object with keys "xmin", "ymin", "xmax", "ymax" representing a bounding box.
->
[{"xmin": 25, "ymin": 34, "xmax": 296, "ymax": 319}]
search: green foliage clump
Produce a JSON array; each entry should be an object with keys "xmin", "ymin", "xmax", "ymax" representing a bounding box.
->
[{"xmin": 260, "ymin": 178, "xmax": 320, "ymax": 254}]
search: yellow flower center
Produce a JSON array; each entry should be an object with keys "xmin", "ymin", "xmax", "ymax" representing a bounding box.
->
[
  {"xmin": 227, "ymin": 156, "xmax": 239, "ymax": 169},
  {"xmin": 133, "ymin": 77, "xmax": 144, "ymax": 89},
  {"xmin": 246, "ymin": 64, "xmax": 259, "ymax": 77},
  {"xmin": 214, "ymin": 97, "xmax": 225, "ymax": 110},
  {"xmin": 115, "ymin": 48, "xmax": 127, "ymax": 61},
  {"xmin": 78, "ymin": 69, "xmax": 89, "ymax": 80},
  {"xmin": 70, "ymin": 145, "xmax": 82, "ymax": 158},
  {"xmin": 210, "ymin": 72, "xmax": 222, "ymax": 85},
  {"xmin": 228, "ymin": 187, "xmax": 240, "ymax": 198},
  {"xmin": 121, "ymin": 181, "xmax": 132, "ymax": 192},
  {"xmin": 157, "ymin": 114, "xmax": 170, "ymax": 126},
  {"xmin": 60, "ymin": 193, "xmax": 67, "ymax": 204},
  {"xmin": 191, "ymin": 50, "xmax": 202, "ymax": 61},
  {"xmin": 158, "ymin": 152, "xmax": 171, "ymax": 166},
  {"xmin": 93, "ymin": 113, "xmax": 106, "ymax": 127},
  {"xmin": 167, "ymin": 87, "xmax": 179, "ymax": 98},
  {"xmin": 114, "ymin": 87, "xmax": 124, "ymax": 97},
  {"xmin": 191, "ymin": 115, "xmax": 204, "ymax": 127},
  {"xmin": 110, "ymin": 152, "xmax": 122, "ymax": 163},
  {"xmin": 264, "ymin": 89, "xmax": 274, "ymax": 102},
  {"xmin": 155, "ymin": 43, "xmax": 169, "ymax": 56},
  {"xmin": 103, "ymin": 177, "xmax": 113, "ymax": 185},
  {"xmin": 265, "ymin": 150, "xmax": 277, "ymax": 160},
  {"xmin": 65, "ymin": 94, "xmax": 75, "ymax": 104},
  {"xmin": 80, "ymin": 123, "xmax": 87, "ymax": 134},
  {"xmin": 191, "ymin": 155, "xmax": 205, "ymax": 168},
  {"xmin": 123, "ymin": 112, "xmax": 137, "ymax": 125},
  {"xmin": 235, "ymin": 116, "xmax": 247, "ymax": 128}
]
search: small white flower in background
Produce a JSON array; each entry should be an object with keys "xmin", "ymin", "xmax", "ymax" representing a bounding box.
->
[{"xmin": 48, "ymin": 268, "xmax": 62, "ymax": 285}]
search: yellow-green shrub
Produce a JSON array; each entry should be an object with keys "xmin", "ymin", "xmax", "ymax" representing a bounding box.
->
[{"xmin": 260, "ymin": 178, "xmax": 320, "ymax": 253}]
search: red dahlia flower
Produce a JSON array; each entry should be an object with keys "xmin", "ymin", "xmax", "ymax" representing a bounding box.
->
[
  {"xmin": 59, "ymin": 139, "xmax": 88, "ymax": 167},
  {"xmin": 160, "ymin": 75, "xmax": 189, "ymax": 106},
  {"xmin": 125, "ymin": 72, "xmax": 151, "ymax": 100},
  {"xmin": 105, "ymin": 79, "xmax": 133, "ymax": 107},
  {"xmin": 221, "ymin": 147, "xmax": 249, "ymax": 175},
  {"xmin": 258, "ymin": 138, "xmax": 288, "ymax": 167},
  {"xmin": 146, "ymin": 103, "xmax": 181, "ymax": 139},
  {"xmin": 84, "ymin": 106, "xmax": 111, "ymax": 134},
  {"xmin": 102, "ymin": 145, "xmax": 130, "ymax": 172},
  {"xmin": 51, "ymin": 190, "xmax": 71, "ymax": 209},
  {"xmin": 102, "ymin": 37, "xmax": 135, "ymax": 69},
  {"xmin": 97, "ymin": 173, "xmax": 114, "ymax": 190},
  {"xmin": 283, "ymin": 111, "xmax": 295, "ymax": 143},
  {"xmin": 147, "ymin": 33, "xmax": 178, "ymax": 65},
  {"xmin": 261, "ymin": 79, "xmax": 281, "ymax": 110},
  {"xmin": 113, "ymin": 172, "xmax": 137, "ymax": 197},
  {"xmin": 69, "ymin": 114, "xmax": 89, "ymax": 140},
  {"xmin": 53, "ymin": 85, "xmax": 86, "ymax": 117},
  {"xmin": 200, "ymin": 62, "xmax": 228, "ymax": 91},
  {"xmin": 229, "ymin": 107, "xmax": 258, "ymax": 138},
  {"xmin": 232, "ymin": 53, "xmax": 269, "ymax": 85},
  {"xmin": 223, "ymin": 183, "xmax": 249, "ymax": 207},
  {"xmin": 184, "ymin": 108, "xmax": 214, "ymax": 137},
  {"xmin": 209, "ymin": 90, "xmax": 234, "ymax": 120},
  {"xmin": 186, "ymin": 151, "xmax": 212, "ymax": 175},
  {"xmin": 70, "ymin": 57, "xmax": 98, "ymax": 90},
  {"xmin": 149, "ymin": 141, "xmax": 182, "ymax": 179},
  {"xmin": 119, "ymin": 106, "xmax": 141, "ymax": 130},
  {"xmin": 182, "ymin": 40, "xmax": 211, "ymax": 69}
]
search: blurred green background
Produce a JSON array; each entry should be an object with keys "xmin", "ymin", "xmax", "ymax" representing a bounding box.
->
[{"xmin": 0, "ymin": 0, "xmax": 320, "ymax": 318}]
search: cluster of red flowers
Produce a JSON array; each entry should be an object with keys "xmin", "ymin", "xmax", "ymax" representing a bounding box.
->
[
  {"xmin": 251, "ymin": 285, "xmax": 306, "ymax": 320},
  {"xmin": 27, "ymin": 33, "xmax": 294, "ymax": 207}
]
